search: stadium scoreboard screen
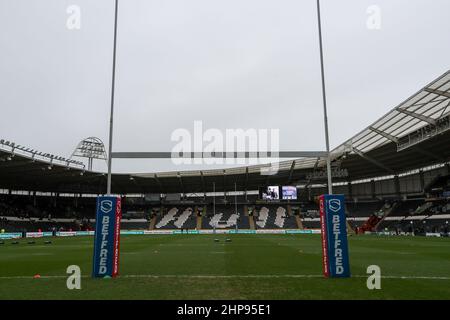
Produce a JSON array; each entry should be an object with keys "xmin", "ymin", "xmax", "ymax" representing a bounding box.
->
[
  {"xmin": 259, "ymin": 186, "xmax": 298, "ymax": 200},
  {"xmin": 260, "ymin": 186, "xmax": 280, "ymax": 200},
  {"xmin": 281, "ymin": 186, "xmax": 297, "ymax": 200}
]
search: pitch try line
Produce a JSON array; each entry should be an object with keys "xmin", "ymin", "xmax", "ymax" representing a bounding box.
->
[{"xmin": 1, "ymin": 274, "xmax": 450, "ymax": 280}]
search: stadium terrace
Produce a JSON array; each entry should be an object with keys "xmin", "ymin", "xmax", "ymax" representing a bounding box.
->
[{"xmin": 0, "ymin": 71, "xmax": 449, "ymax": 237}]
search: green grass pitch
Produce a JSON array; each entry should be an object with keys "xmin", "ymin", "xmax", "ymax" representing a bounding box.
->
[{"xmin": 0, "ymin": 234, "xmax": 449, "ymax": 300}]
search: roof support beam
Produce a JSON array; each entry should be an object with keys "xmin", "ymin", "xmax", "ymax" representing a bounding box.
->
[
  {"xmin": 244, "ymin": 167, "xmax": 249, "ymax": 191},
  {"xmin": 369, "ymin": 127, "xmax": 399, "ymax": 143},
  {"xmin": 413, "ymin": 146, "xmax": 445, "ymax": 162},
  {"xmin": 424, "ymin": 88, "xmax": 450, "ymax": 99},
  {"xmin": 299, "ymin": 158, "xmax": 323, "ymax": 199},
  {"xmin": 287, "ymin": 160, "xmax": 296, "ymax": 184},
  {"xmin": 129, "ymin": 175, "xmax": 144, "ymax": 194},
  {"xmin": 397, "ymin": 109, "xmax": 436, "ymax": 125},
  {"xmin": 313, "ymin": 157, "xmax": 321, "ymax": 170},
  {"xmin": 154, "ymin": 174, "xmax": 165, "ymax": 194},
  {"xmin": 177, "ymin": 172, "xmax": 185, "ymax": 194},
  {"xmin": 200, "ymin": 171, "xmax": 206, "ymax": 197},
  {"xmin": 265, "ymin": 169, "xmax": 271, "ymax": 186},
  {"xmin": 352, "ymin": 147, "xmax": 395, "ymax": 174},
  {"xmin": 223, "ymin": 170, "xmax": 227, "ymax": 200}
]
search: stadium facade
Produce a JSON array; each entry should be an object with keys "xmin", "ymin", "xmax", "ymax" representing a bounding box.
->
[{"xmin": 0, "ymin": 71, "xmax": 449, "ymax": 236}]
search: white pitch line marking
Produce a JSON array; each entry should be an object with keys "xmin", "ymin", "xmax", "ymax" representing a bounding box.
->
[{"xmin": 1, "ymin": 274, "xmax": 450, "ymax": 280}]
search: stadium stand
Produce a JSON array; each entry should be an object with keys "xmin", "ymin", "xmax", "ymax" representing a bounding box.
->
[
  {"xmin": 389, "ymin": 199, "xmax": 425, "ymax": 216},
  {"xmin": 0, "ymin": 71, "xmax": 450, "ymax": 235},
  {"xmin": 346, "ymin": 201, "xmax": 384, "ymax": 217},
  {"xmin": 201, "ymin": 205, "xmax": 249, "ymax": 229},
  {"xmin": 302, "ymin": 219, "xmax": 321, "ymax": 229},
  {"xmin": 0, "ymin": 191, "xmax": 448, "ymax": 234},
  {"xmin": 121, "ymin": 220, "xmax": 149, "ymax": 230},
  {"xmin": 0, "ymin": 216, "xmax": 82, "ymax": 233}
]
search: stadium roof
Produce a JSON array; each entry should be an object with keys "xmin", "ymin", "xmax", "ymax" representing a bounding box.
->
[
  {"xmin": 333, "ymin": 70, "xmax": 450, "ymax": 155},
  {"xmin": 0, "ymin": 70, "xmax": 449, "ymax": 194}
]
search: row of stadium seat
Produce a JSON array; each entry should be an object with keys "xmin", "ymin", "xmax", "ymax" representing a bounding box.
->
[
  {"xmin": 1, "ymin": 194, "xmax": 448, "ymax": 232},
  {"xmin": 151, "ymin": 205, "xmax": 296, "ymax": 230}
]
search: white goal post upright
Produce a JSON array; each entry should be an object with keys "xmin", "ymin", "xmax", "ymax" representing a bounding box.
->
[
  {"xmin": 316, "ymin": 0, "xmax": 333, "ymax": 195},
  {"xmin": 213, "ymin": 182, "xmax": 216, "ymax": 234},
  {"xmin": 105, "ymin": 0, "xmax": 334, "ymax": 195},
  {"xmin": 107, "ymin": 0, "xmax": 119, "ymax": 195},
  {"xmin": 235, "ymin": 182, "xmax": 238, "ymax": 232}
]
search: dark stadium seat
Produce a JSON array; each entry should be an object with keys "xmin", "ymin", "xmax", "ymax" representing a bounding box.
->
[
  {"xmin": 254, "ymin": 206, "xmax": 297, "ymax": 229},
  {"xmin": 346, "ymin": 201, "xmax": 384, "ymax": 217},
  {"xmin": 154, "ymin": 207, "xmax": 197, "ymax": 229},
  {"xmin": 120, "ymin": 221, "xmax": 149, "ymax": 230},
  {"xmin": 202, "ymin": 205, "xmax": 248, "ymax": 229}
]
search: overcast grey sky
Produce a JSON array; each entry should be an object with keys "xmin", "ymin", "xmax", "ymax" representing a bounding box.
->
[{"xmin": 0, "ymin": 0, "xmax": 449, "ymax": 173}]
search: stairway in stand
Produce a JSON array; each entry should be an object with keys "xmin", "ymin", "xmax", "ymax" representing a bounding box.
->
[
  {"xmin": 196, "ymin": 207, "xmax": 204, "ymax": 230},
  {"xmin": 288, "ymin": 205, "xmax": 303, "ymax": 230},
  {"xmin": 374, "ymin": 202, "xmax": 398, "ymax": 231},
  {"xmin": 245, "ymin": 205, "xmax": 255, "ymax": 230},
  {"xmin": 346, "ymin": 220, "xmax": 355, "ymax": 235},
  {"xmin": 357, "ymin": 215, "xmax": 382, "ymax": 234},
  {"xmin": 295, "ymin": 216, "xmax": 304, "ymax": 230},
  {"xmin": 149, "ymin": 215, "xmax": 157, "ymax": 230}
]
